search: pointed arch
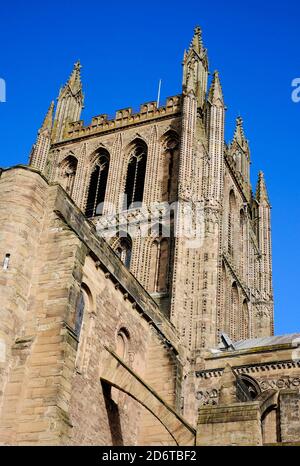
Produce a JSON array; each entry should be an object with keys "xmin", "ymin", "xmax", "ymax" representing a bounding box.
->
[
  {"xmin": 241, "ymin": 299, "xmax": 250, "ymax": 340},
  {"xmin": 220, "ymin": 263, "xmax": 228, "ymax": 335},
  {"xmin": 86, "ymin": 148, "xmax": 110, "ymax": 217},
  {"xmin": 148, "ymin": 223, "xmax": 170, "ymax": 294},
  {"xmin": 113, "ymin": 233, "xmax": 132, "ymax": 269},
  {"xmin": 160, "ymin": 130, "xmax": 180, "ymax": 203},
  {"xmin": 59, "ymin": 154, "xmax": 78, "ymax": 196},
  {"xmin": 149, "ymin": 238, "xmax": 170, "ymax": 293},
  {"xmin": 123, "ymin": 139, "xmax": 148, "ymax": 210},
  {"xmin": 228, "ymin": 190, "xmax": 236, "ymax": 257},
  {"xmin": 74, "ymin": 283, "xmax": 92, "ymax": 338},
  {"xmin": 240, "ymin": 209, "xmax": 246, "ymax": 275},
  {"xmin": 230, "ymin": 282, "xmax": 239, "ymax": 341}
]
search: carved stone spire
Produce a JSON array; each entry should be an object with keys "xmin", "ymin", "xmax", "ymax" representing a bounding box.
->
[
  {"xmin": 232, "ymin": 116, "xmax": 249, "ymax": 152},
  {"xmin": 52, "ymin": 61, "xmax": 84, "ymax": 142},
  {"xmin": 188, "ymin": 25, "xmax": 204, "ymax": 55},
  {"xmin": 207, "ymin": 70, "xmax": 224, "ymax": 107},
  {"xmin": 29, "ymin": 101, "xmax": 54, "ymax": 173},
  {"xmin": 256, "ymin": 171, "xmax": 270, "ymax": 206},
  {"xmin": 205, "ymin": 70, "xmax": 225, "ymax": 200},
  {"xmin": 182, "ymin": 26, "xmax": 209, "ymax": 108},
  {"xmin": 65, "ymin": 60, "xmax": 83, "ymax": 96},
  {"xmin": 41, "ymin": 100, "xmax": 54, "ymax": 131}
]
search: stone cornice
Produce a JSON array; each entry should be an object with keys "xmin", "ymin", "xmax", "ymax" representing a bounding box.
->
[{"xmin": 196, "ymin": 359, "xmax": 300, "ymax": 379}]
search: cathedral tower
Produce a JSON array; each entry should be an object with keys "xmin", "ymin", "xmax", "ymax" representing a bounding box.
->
[{"xmin": 28, "ymin": 27, "xmax": 273, "ymax": 354}]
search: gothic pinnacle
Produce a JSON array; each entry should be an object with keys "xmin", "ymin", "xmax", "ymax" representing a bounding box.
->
[
  {"xmin": 232, "ymin": 115, "xmax": 249, "ymax": 150},
  {"xmin": 67, "ymin": 60, "xmax": 82, "ymax": 94},
  {"xmin": 40, "ymin": 101, "xmax": 54, "ymax": 132},
  {"xmin": 256, "ymin": 171, "xmax": 270, "ymax": 205},
  {"xmin": 192, "ymin": 25, "xmax": 203, "ymax": 52},
  {"xmin": 208, "ymin": 70, "xmax": 224, "ymax": 105}
]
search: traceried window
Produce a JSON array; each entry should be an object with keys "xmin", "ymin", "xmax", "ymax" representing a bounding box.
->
[
  {"xmin": 230, "ymin": 282, "xmax": 239, "ymax": 341},
  {"xmin": 228, "ymin": 190, "xmax": 236, "ymax": 257},
  {"xmin": 240, "ymin": 209, "xmax": 245, "ymax": 275},
  {"xmin": 86, "ymin": 149, "xmax": 110, "ymax": 218},
  {"xmin": 160, "ymin": 131, "xmax": 180, "ymax": 203},
  {"xmin": 115, "ymin": 235, "xmax": 132, "ymax": 269},
  {"xmin": 150, "ymin": 238, "xmax": 169, "ymax": 293},
  {"xmin": 60, "ymin": 155, "xmax": 78, "ymax": 196},
  {"xmin": 123, "ymin": 139, "xmax": 147, "ymax": 210}
]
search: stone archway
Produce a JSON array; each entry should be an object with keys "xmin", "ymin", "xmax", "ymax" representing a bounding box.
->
[{"xmin": 99, "ymin": 346, "xmax": 195, "ymax": 446}]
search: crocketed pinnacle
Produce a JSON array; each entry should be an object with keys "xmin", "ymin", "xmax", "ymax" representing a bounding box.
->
[{"xmin": 207, "ymin": 70, "xmax": 224, "ymax": 105}]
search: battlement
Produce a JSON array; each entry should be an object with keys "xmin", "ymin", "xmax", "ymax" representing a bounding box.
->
[{"xmin": 65, "ymin": 95, "xmax": 181, "ymax": 140}]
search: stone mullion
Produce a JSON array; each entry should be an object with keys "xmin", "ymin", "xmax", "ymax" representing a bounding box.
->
[
  {"xmin": 129, "ymin": 231, "xmax": 141, "ymax": 280},
  {"xmin": 78, "ymin": 165, "xmax": 92, "ymax": 212},
  {"xmin": 104, "ymin": 133, "xmax": 123, "ymax": 215},
  {"xmin": 72, "ymin": 143, "xmax": 86, "ymax": 207},
  {"xmin": 142, "ymin": 237, "xmax": 153, "ymax": 290},
  {"xmin": 143, "ymin": 125, "xmax": 159, "ymax": 205}
]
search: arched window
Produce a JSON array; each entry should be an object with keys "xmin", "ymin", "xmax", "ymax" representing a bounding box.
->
[
  {"xmin": 240, "ymin": 374, "xmax": 260, "ymax": 400},
  {"xmin": 150, "ymin": 237, "xmax": 169, "ymax": 293},
  {"xmin": 115, "ymin": 234, "xmax": 132, "ymax": 269},
  {"xmin": 230, "ymin": 282, "xmax": 239, "ymax": 341},
  {"xmin": 220, "ymin": 264, "xmax": 228, "ymax": 335},
  {"xmin": 123, "ymin": 139, "xmax": 147, "ymax": 210},
  {"xmin": 75, "ymin": 289, "xmax": 85, "ymax": 337},
  {"xmin": 116, "ymin": 328, "xmax": 130, "ymax": 361},
  {"xmin": 60, "ymin": 155, "xmax": 78, "ymax": 196},
  {"xmin": 240, "ymin": 209, "xmax": 245, "ymax": 275},
  {"xmin": 86, "ymin": 149, "xmax": 110, "ymax": 218},
  {"xmin": 228, "ymin": 190, "xmax": 236, "ymax": 257},
  {"xmin": 160, "ymin": 131, "xmax": 180, "ymax": 203},
  {"xmin": 241, "ymin": 299, "xmax": 249, "ymax": 340}
]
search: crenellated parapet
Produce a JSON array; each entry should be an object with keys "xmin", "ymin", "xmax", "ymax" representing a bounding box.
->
[{"xmin": 64, "ymin": 96, "xmax": 181, "ymax": 141}]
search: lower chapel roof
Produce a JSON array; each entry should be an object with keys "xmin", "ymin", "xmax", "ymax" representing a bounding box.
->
[{"xmin": 217, "ymin": 333, "xmax": 300, "ymax": 352}]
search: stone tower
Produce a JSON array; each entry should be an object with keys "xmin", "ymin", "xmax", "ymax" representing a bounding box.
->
[
  {"xmin": 29, "ymin": 27, "xmax": 274, "ymax": 357},
  {"xmin": 2, "ymin": 25, "xmax": 300, "ymax": 449}
]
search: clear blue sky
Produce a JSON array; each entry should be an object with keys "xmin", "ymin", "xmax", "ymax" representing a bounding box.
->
[{"xmin": 0, "ymin": 0, "xmax": 299, "ymax": 335}]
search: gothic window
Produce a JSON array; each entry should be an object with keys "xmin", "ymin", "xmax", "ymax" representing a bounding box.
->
[
  {"xmin": 235, "ymin": 151, "xmax": 242, "ymax": 173},
  {"xmin": 60, "ymin": 155, "xmax": 78, "ymax": 196},
  {"xmin": 85, "ymin": 149, "xmax": 110, "ymax": 218},
  {"xmin": 220, "ymin": 264, "xmax": 228, "ymax": 334},
  {"xmin": 240, "ymin": 209, "xmax": 245, "ymax": 275},
  {"xmin": 230, "ymin": 282, "xmax": 239, "ymax": 341},
  {"xmin": 240, "ymin": 374, "xmax": 260, "ymax": 400},
  {"xmin": 74, "ymin": 283, "xmax": 94, "ymax": 374},
  {"xmin": 149, "ymin": 237, "xmax": 169, "ymax": 293},
  {"xmin": 241, "ymin": 299, "xmax": 249, "ymax": 340},
  {"xmin": 160, "ymin": 131, "xmax": 180, "ymax": 203},
  {"xmin": 114, "ymin": 234, "xmax": 132, "ymax": 269},
  {"xmin": 116, "ymin": 328, "xmax": 130, "ymax": 361},
  {"xmin": 123, "ymin": 139, "xmax": 147, "ymax": 210},
  {"xmin": 228, "ymin": 190, "xmax": 236, "ymax": 257},
  {"xmin": 75, "ymin": 289, "xmax": 85, "ymax": 337}
]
